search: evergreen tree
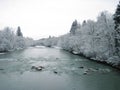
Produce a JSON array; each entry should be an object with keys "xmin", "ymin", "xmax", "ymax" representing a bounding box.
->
[
  {"xmin": 82, "ymin": 20, "xmax": 86, "ymax": 26},
  {"xmin": 16, "ymin": 26, "xmax": 23, "ymax": 37},
  {"xmin": 70, "ymin": 20, "xmax": 78, "ymax": 35},
  {"xmin": 113, "ymin": 1, "xmax": 120, "ymax": 55}
]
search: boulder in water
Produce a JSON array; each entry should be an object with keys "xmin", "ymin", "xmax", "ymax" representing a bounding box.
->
[
  {"xmin": 31, "ymin": 66, "xmax": 44, "ymax": 71},
  {"xmin": 53, "ymin": 71, "xmax": 58, "ymax": 74},
  {"xmin": 79, "ymin": 66, "xmax": 84, "ymax": 69},
  {"xmin": 0, "ymin": 68, "xmax": 4, "ymax": 70}
]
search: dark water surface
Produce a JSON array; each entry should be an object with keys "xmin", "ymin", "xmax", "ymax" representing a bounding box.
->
[{"xmin": 0, "ymin": 47, "xmax": 120, "ymax": 90}]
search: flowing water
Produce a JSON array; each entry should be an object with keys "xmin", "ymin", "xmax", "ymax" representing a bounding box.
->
[{"xmin": 0, "ymin": 46, "xmax": 120, "ymax": 90}]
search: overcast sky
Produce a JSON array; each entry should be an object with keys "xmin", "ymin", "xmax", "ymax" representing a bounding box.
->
[{"xmin": 0, "ymin": 0, "xmax": 119, "ymax": 39}]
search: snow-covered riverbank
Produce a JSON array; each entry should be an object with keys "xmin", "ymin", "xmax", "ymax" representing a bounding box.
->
[{"xmin": 69, "ymin": 50, "xmax": 120, "ymax": 70}]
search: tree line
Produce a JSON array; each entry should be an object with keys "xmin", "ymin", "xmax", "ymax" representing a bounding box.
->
[
  {"xmin": 0, "ymin": 26, "xmax": 34, "ymax": 52},
  {"xmin": 38, "ymin": 1, "xmax": 120, "ymax": 67}
]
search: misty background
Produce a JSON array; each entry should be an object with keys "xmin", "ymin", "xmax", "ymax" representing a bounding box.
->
[{"xmin": 0, "ymin": 0, "xmax": 118, "ymax": 39}]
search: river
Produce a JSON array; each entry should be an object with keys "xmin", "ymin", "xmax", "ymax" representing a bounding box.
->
[{"xmin": 0, "ymin": 46, "xmax": 120, "ymax": 90}]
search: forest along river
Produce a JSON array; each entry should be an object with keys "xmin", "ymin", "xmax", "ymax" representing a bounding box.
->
[{"xmin": 0, "ymin": 46, "xmax": 120, "ymax": 90}]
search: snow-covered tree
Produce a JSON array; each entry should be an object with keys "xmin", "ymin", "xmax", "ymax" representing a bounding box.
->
[
  {"xmin": 14, "ymin": 26, "xmax": 26, "ymax": 49},
  {"xmin": 95, "ymin": 11, "xmax": 115, "ymax": 59},
  {"xmin": 113, "ymin": 1, "xmax": 120, "ymax": 55},
  {"xmin": 14, "ymin": 36, "xmax": 26, "ymax": 49},
  {"xmin": 37, "ymin": 36, "xmax": 59, "ymax": 47},
  {"xmin": 58, "ymin": 11, "xmax": 117, "ymax": 64},
  {"xmin": 0, "ymin": 27, "xmax": 15, "ymax": 52},
  {"xmin": 16, "ymin": 26, "xmax": 23, "ymax": 37},
  {"xmin": 0, "ymin": 26, "xmax": 27, "ymax": 52},
  {"xmin": 25, "ymin": 37, "xmax": 35, "ymax": 46},
  {"xmin": 70, "ymin": 20, "xmax": 78, "ymax": 35},
  {"xmin": 82, "ymin": 20, "xmax": 87, "ymax": 27}
]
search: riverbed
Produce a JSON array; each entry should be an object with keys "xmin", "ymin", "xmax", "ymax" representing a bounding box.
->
[{"xmin": 0, "ymin": 46, "xmax": 120, "ymax": 90}]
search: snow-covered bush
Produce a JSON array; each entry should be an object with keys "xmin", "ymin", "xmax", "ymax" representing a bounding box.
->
[
  {"xmin": 14, "ymin": 36, "xmax": 26, "ymax": 49},
  {"xmin": 37, "ymin": 36, "xmax": 59, "ymax": 47},
  {"xmin": 59, "ymin": 11, "xmax": 119, "ymax": 65},
  {"xmin": 25, "ymin": 37, "xmax": 35, "ymax": 47},
  {"xmin": 0, "ymin": 27, "xmax": 27, "ymax": 52},
  {"xmin": 0, "ymin": 27, "xmax": 15, "ymax": 52}
]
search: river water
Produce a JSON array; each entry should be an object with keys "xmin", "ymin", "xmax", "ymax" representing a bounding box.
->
[{"xmin": 0, "ymin": 46, "xmax": 120, "ymax": 90}]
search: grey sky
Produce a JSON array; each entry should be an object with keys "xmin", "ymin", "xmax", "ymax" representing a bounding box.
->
[{"xmin": 0, "ymin": 0, "xmax": 119, "ymax": 39}]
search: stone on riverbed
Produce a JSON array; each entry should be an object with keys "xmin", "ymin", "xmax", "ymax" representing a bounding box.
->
[
  {"xmin": 0, "ymin": 68, "xmax": 4, "ymax": 70},
  {"xmin": 78, "ymin": 66, "xmax": 84, "ymax": 69},
  {"xmin": 53, "ymin": 71, "xmax": 58, "ymax": 74},
  {"xmin": 31, "ymin": 66, "xmax": 44, "ymax": 71},
  {"xmin": 82, "ymin": 68, "xmax": 111, "ymax": 75},
  {"xmin": 83, "ymin": 71, "xmax": 88, "ymax": 75}
]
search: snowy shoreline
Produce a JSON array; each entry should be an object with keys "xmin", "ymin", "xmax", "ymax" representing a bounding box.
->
[{"xmin": 70, "ymin": 50, "xmax": 120, "ymax": 70}]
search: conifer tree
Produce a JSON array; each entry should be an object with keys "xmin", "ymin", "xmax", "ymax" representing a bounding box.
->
[
  {"xmin": 113, "ymin": 1, "xmax": 120, "ymax": 55},
  {"xmin": 16, "ymin": 26, "xmax": 23, "ymax": 37},
  {"xmin": 70, "ymin": 20, "xmax": 78, "ymax": 35}
]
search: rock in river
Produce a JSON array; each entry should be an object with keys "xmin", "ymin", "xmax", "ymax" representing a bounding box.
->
[{"xmin": 31, "ymin": 66, "xmax": 44, "ymax": 71}]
